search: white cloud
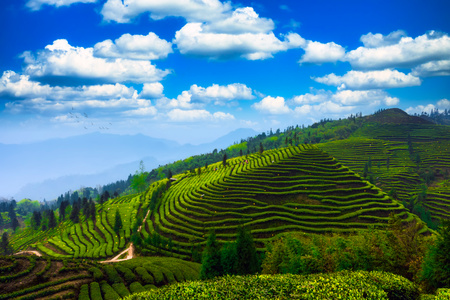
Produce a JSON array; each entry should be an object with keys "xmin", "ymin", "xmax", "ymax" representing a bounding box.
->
[
  {"xmin": 140, "ymin": 82, "xmax": 164, "ymax": 99},
  {"xmin": 189, "ymin": 83, "xmax": 254, "ymax": 104},
  {"xmin": 333, "ymin": 90, "xmax": 399, "ymax": 106},
  {"xmin": 101, "ymin": 0, "xmax": 231, "ymax": 23},
  {"xmin": 346, "ymin": 31, "xmax": 450, "ymax": 69},
  {"xmin": 167, "ymin": 108, "xmax": 234, "ymax": 122},
  {"xmin": 26, "ymin": 0, "xmax": 96, "ymax": 11},
  {"xmin": 313, "ymin": 69, "xmax": 421, "ymax": 90},
  {"xmin": 156, "ymin": 83, "xmax": 255, "ymax": 109},
  {"xmin": 94, "ymin": 32, "xmax": 172, "ymax": 60},
  {"xmin": 360, "ymin": 30, "xmax": 407, "ymax": 48},
  {"xmin": 123, "ymin": 106, "xmax": 157, "ymax": 116},
  {"xmin": 0, "ymin": 70, "xmax": 136, "ymax": 100},
  {"xmin": 299, "ymin": 40, "xmax": 346, "ymax": 64},
  {"xmin": 22, "ymin": 39, "xmax": 170, "ymax": 84},
  {"xmin": 203, "ymin": 7, "xmax": 274, "ymax": 34},
  {"xmin": 405, "ymin": 104, "xmax": 436, "ymax": 115},
  {"xmin": 291, "ymin": 89, "xmax": 399, "ymax": 120},
  {"xmin": 437, "ymin": 99, "xmax": 450, "ymax": 109},
  {"xmin": 412, "ymin": 60, "xmax": 450, "ymax": 77},
  {"xmin": 252, "ymin": 96, "xmax": 291, "ymax": 114},
  {"xmin": 174, "ymin": 23, "xmax": 303, "ymax": 60}
]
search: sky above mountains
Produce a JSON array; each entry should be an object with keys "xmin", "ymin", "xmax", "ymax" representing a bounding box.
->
[{"xmin": 1, "ymin": 0, "xmax": 449, "ymax": 145}]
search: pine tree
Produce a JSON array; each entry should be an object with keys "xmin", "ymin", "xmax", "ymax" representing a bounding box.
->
[
  {"xmin": 259, "ymin": 142, "xmax": 264, "ymax": 154},
  {"xmin": 201, "ymin": 230, "xmax": 223, "ymax": 279},
  {"xmin": 48, "ymin": 210, "xmax": 57, "ymax": 229},
  {"xmin": 1, "ymin": 232, "xmax": 11, "ymax": 255},
  {"xmin": 0, "ymin": 213, "xmax": 3, "ymax": 227},
  {"xmin": 70, "ymin": 201, "xmax": 80, "ymax": 223},
  {"xmin": 222, "ymin": 153, "xmax": 227, "ymax": 167},
  {"xmin": 114, "ymin": 209, "xmax": 123, "ymax": 234},
  {"xmin": 235, "ymin": 226, "xmax": 258, "ymax": 275},
  {"xmin": 221, "ymin": 242, "xmax": 237, "ymax": 275}
]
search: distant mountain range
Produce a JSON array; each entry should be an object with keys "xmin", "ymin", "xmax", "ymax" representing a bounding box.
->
[{"xmin": 0, "ymin": 128, "xmax": 257, "ymax": 201}]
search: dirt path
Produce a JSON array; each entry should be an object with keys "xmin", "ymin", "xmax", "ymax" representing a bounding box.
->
[
  {"xmin": 100, "ymin": 208, "xmax": 151, "ymax": 263},
  {"xmin": 15, "ymin": 250, "xmax": 42, "ymax": 257}
]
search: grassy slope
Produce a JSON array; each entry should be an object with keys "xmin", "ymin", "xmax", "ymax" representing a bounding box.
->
[{"xmin": 0, "ymin": 256, "xmax": 200, "ymax": 300}]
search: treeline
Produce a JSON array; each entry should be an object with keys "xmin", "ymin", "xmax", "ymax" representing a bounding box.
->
[{"xmin": 415, "ymin": 108, "xmax": 450, "ymax": 125}]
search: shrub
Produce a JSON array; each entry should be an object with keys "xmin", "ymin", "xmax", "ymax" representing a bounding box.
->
[
  {"xmin": 142, "ymin": 264, "xmax": 164, "ymax": 285},
  {"xmin": 100, "ymin": 281, "xmax": 121, "ymax": 300},
  {"xmin": 90, "ymin": 282, "xmax": 102, "ymax": 300},
  {"xmin": 422, "ymin": 219, "xmax": 450, "ymax": 290},
  {"xmin": 112, "ymin": 282, "xmax": 130, "ymax": 297},
  {"xmin": 78, "ymin": 284, "xmax": 90, "ymax": 300},
  {"xmin": 129, "ymin": 281, "xmax": 145, "ymax": 294},
  {"xmin": 89, "ymin": 266, "xmax": 104, "ymax": 281},
  {"xmin": 115, "ymin": 265, "xmax": 136, "ymax": 283},
  {"xmin": 135, "ymin": 267, "xmax": 155, "ymax": 285},
  {"xmin": 103, "ymin": 264, "xmax": 121, "ymax": 284}
]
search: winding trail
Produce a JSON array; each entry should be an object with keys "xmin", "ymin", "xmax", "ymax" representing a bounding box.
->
[
  {"xmin": 15, "ymin": 250, "xmax": 42, "ymax": 257},
  {"xmin": 100, "ymin": 208, "xmax": 151, "ymax": 263}
]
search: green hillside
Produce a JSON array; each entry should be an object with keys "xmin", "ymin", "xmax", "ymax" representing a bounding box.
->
[{"xmin": 0, "ymin": 255, "xmax": 200, "ymax": 300}]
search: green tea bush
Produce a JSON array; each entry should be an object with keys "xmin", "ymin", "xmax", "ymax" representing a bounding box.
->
[
  {"xmin": 89, "ymin": 266, "xmax": 104, "ymax": 281},
  {"xmin": 129, "ymin": 281, "xmax": 145, "ymax": 294},
  {"xmin": 78, "ymin": 284, "xmax": 90, "ymax": 300},
  {"xmin": 123, "ymin": 271, "xmax": 419, "ymax": 300},
  {"xmin": 112, "ymin": 282, "xmax": 130, "ymax": 297},
  {"xmin": 135, "ymin": 267, "xmax": 155, "ymax": 285},
  {"xmin": 100, "ymin": 281, "xmax": 120, "ymax": 300},
  {"xmin": 115, "ymin": 265, "xmax": 136, "ymax": 283},
  {"xmin": 103, "ymin": 264, "xmax": 121, "ymax": 284},
  {"xmin": 90, "ymin": 282, "xmax": 102, "ymax": 300},
  {"xmin": 142, "ymin": 264, "xmax": 164, "ymax": 285}
]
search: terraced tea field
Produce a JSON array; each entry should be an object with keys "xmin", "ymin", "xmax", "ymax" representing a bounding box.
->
[
  {"xmin": 0, "ymin": 255, "xmax": 200, "ymax": 300},
  {"xmin": 142, "ymin": 144, "xmax": 415, "ymax": 257}
]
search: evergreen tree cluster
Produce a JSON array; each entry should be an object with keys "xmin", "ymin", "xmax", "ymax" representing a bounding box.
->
[{"xmin": 200, "ymin": 226, "xmax": 260, "ymax": 280}]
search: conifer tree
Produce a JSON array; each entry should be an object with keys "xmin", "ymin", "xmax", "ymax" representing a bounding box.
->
[
  {"xmin": 69, "ymin": 200, "xmax": 80, "ymax": 223},
  {"xmin": 222, "ymin": 153, "xmax": 227, "ymax": 167},
  {"xmin": 114, "ymin": 209, "xmax": 123, "ymax": 234},
  {"xmin": 0, "ymin": 213, "xmax": 3, "ymax": 227},
  {"xmin": 201, "ymin": 230, "xmax": 223, "ymax": 279},
  {"xmin": 1, "ymin": 232, "xmax": 11, "ymax": 255},
  {"xmin": 235, "ymin": 226, "xmax": 258, "ymax": 275},
  {"xmin": 47, "ymin": 210, "xmax": 57, "ymax": 229},
  {"xmin": 221, "ymin": 242, "xmax": 237, "ymax": 275}
]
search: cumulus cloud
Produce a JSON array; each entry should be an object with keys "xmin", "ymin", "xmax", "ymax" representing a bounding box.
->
[
  {"xmin": 412, "ymin": 60, "xmax": 450, "ymax": 77},
  {"xmin": 313, "ymin": 69, "xmax": 421, "ymax": 90},
  {"xmin": 299, "ymin": 41, "xmax": 345, "ymax": 64},
  {"xmin": 122, "ymin": 106, "xmax": 157, "ymax": 116},
  {"xmin": 94, "ymin": 32, "xmax": 172, "ymax": 60},
  {"xmin": 22, "ymin": 39, "xmax": 170, "ymax": 85},
  {"xmin": 0, "ymin": 70, "xmax": 136, "ymax": 101},
  {"xmin": 140, "ymin": 82, "xmax": 164, "ymax": 99},
  {"xmin": 26, "ymin": 0, "xmax": 96, "ymax": 11},
  {"xmin": 156, "ymin": 83, "xmax": 254, "ymax": 109},
  {"xmin": 189, "ymin": 83, "xmax": 254, "ymax": 104},
  {"xmin": 167, "ymin": 109, "xmax": 234, "ymax": 122},
  {"xmin": 291, "ymin": 89, "xmax": 399, "ymax": 114},
  {"xmin": 437, "ymin": 99, "xmax": 450, "ymax": 109},
  {"xmin": 360, "ymin": 30, "xmax": 407, "ymax": 48},
  {"xmin": 174, "ymin": 23, "xmax": 303, "ymax": 60},
  {"xmin": 101, "ymin": 0, "xmax": 231, "ymax": 23},
  {"xmin": 203, "ymin": 7, "xmax": 274, "ymax": 34},
  {"xmin": 252, "ymin": 96, "xmax": 291, "ymax": 114},
  {"xmin": 346, "ymin": 31, "xmax": 450, "ymax": 69}
]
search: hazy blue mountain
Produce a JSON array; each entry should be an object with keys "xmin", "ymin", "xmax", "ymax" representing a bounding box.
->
[{"xmin": 1, "ymin": 128, "xmax": 258, "ymax": 200}]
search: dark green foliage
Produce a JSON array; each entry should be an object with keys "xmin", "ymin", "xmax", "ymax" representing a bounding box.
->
[
  {"xmin": 235, "ymin": 226, "xmax": 259, "ymax": 275},
  {"xmin": 90, "ymin": 282, "xmax": 102, "ymax": 300},
  {"xmin": 112, "ymin": 282, "xmax": 130, "ymax": 297},
  {"xmin": 113, "ymin": 209, "xmax": 122, "ymax": 234},
  {"xmin": 59, "ymin": 200, "xmax": 69, "ymax": 221},
  {"xmin": 115, "ymin": 265, "xmax": 136, "ymax": 283},
  {"xmin": 100, "ymin": 281, "xmax": 120, "ymax": 300},
  {"xmin": 129, "ymin": 281, "xmax": 145, "ymax": 294},
  {"xmin": 131, "ymin": 160, "xmax": 148, "ymax": 193},
  {"xmin": 220, "ymin": 242, "xmax": 237, "ymax": 275},
  {"xmin": 9, "ymin": 209, "xmax": 19, "ymax": 231},
  {"xmin": 89, "ymin": 267, "xmax": 104, "ymax": 281},
  {"xmin": 422, "ymin": 219, "xmax": 450, "ymax": 290},
  {"xmin": 47, "ymin": 209, "xmax": 57, "ymax": 229},
  {"xmin": 135, "ymin": 267, "xmax": 155, "ymax": 285},
  {"xmin": 222, "ymin": 153, "xmax": 227, "ymax": 167},
  {"xmin": 70, "ymin": 201, "xmax": 80, "ymax": 223},
  {"xmin": 201, "ymin": 230, "xmax": 222, "ymax": 280},
  {"xmin": 78, "ymin": 284, "xmax": 90, "ymax": 300},
  {"xmin": 0, "ymin": 232, "xmax": 12, "ymax": 255},
  {"xmin": 143, "ymin": 264, "xmax": 165, "ymax": 285},
  {"xmin": 103, "ymin": 264, "xmax": 121, "ymax": 284}
]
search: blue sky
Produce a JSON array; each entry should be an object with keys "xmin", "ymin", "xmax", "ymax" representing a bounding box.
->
[{"xmin": 1, "ymin": 0, "xmax": 449, "ymax": 145}]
